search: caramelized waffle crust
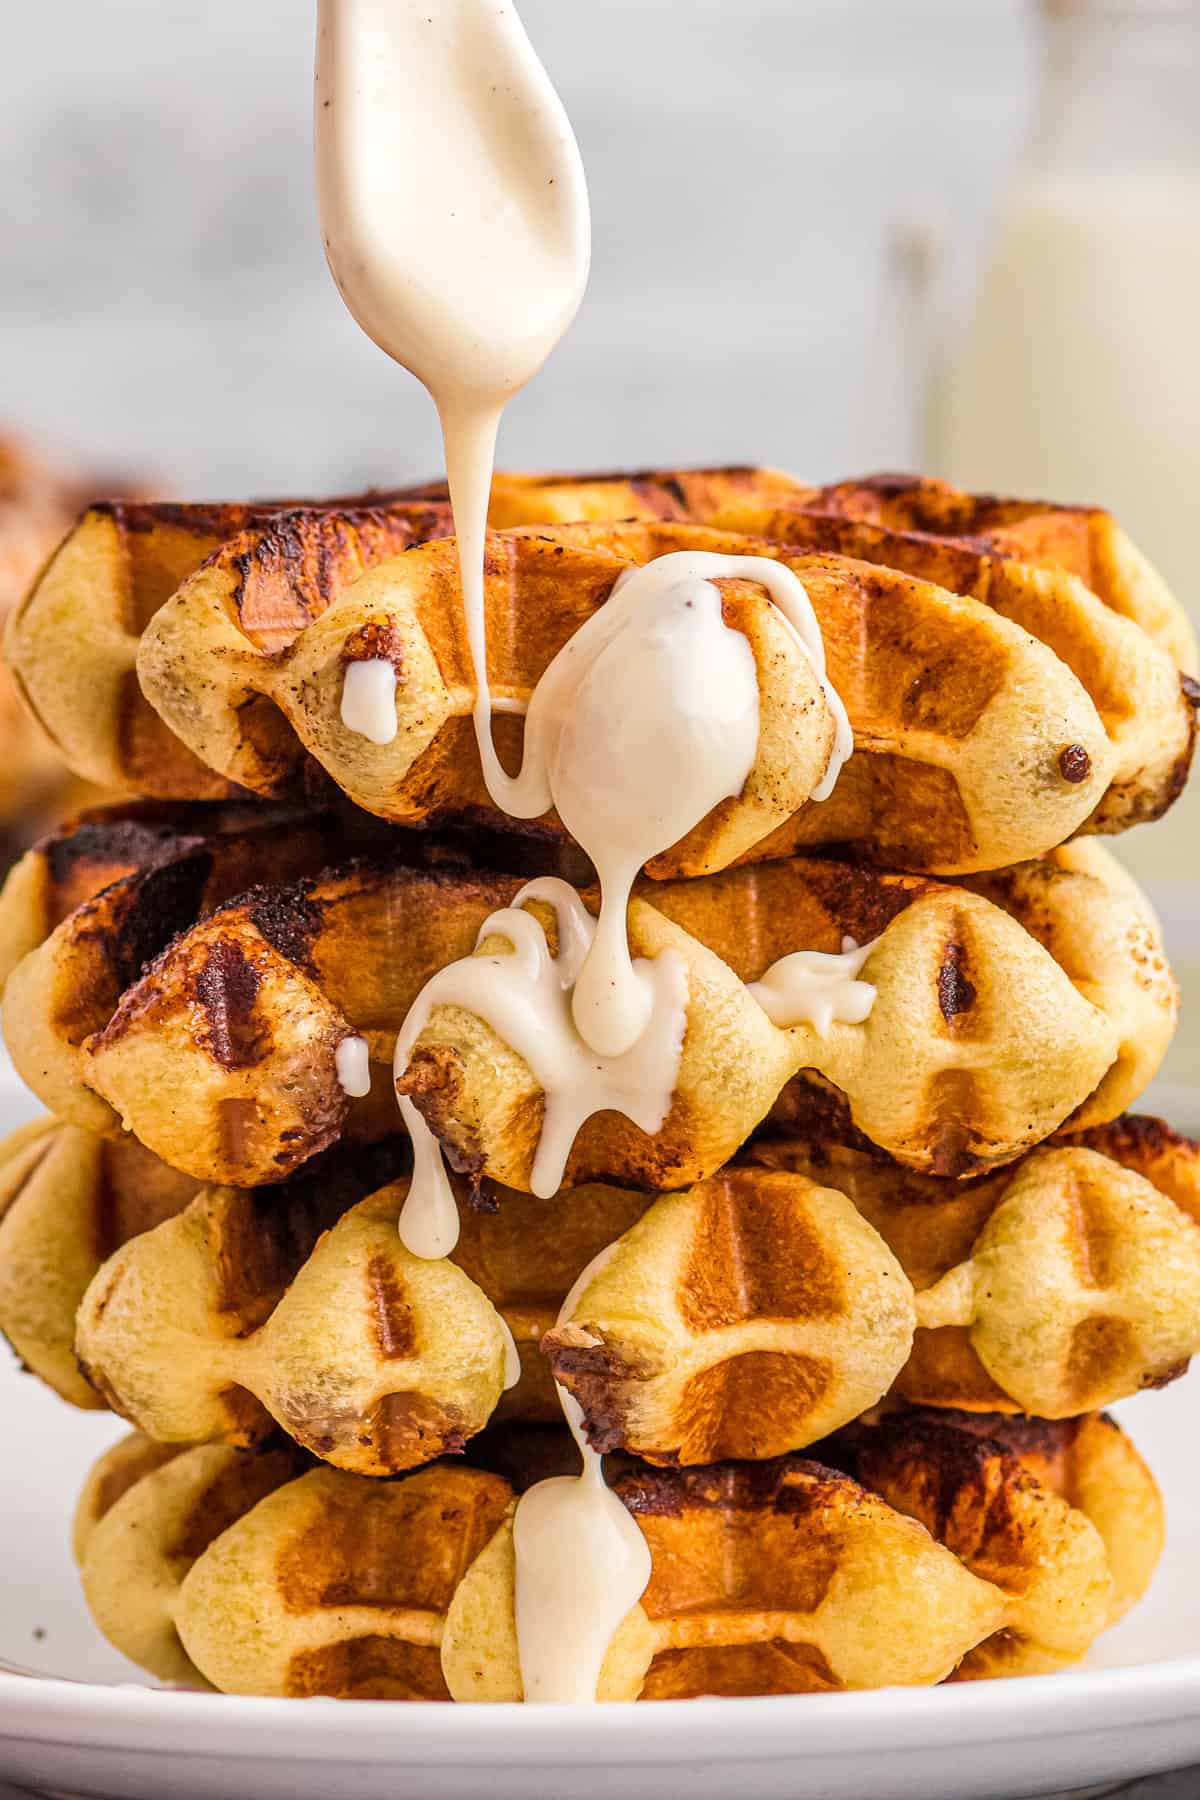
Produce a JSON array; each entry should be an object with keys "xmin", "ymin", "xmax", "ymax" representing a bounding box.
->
[
  {"xmin": 7, "ymin": 491, "xmax": 453, "ymax": 797},
  {"xmin": 0, "ymin": 800, "xmax": 1173, "ymax": 1187},
  {"xmin": 8, "ymin": 1110, "xmax": 1198, "ymax": 1471},
  {"xmin": 0, "ymin": 800, "xmax": 368, "ymax": 1000},
  {"xmin": 504, "ymin": 517, "xmax": 1193, "ymax": 849},
  {"xmin": 12, "ymin": 474, "xmax": 1196, "ymax": 873},
  {"xmin": 747, "ymin": 1115, "xmax": 1200, "ymax": 1420},
  {"xmin": 0, "ymin": 800, "xmax": 587, "ymax": 1136},
  {"xmin": 132, "ymin": 518, "xmax": 1139, "ymax": 872},
  {"xmin": 794, "ymin": 473, "xmax": 1198, "ymax": 675},
  {"xmin": 482, "ymin": 466, "xmax": 1198, "ymax": 675},
  {"xmin": 487, "ymin": 466, "xmax": 1199, "ymax": 837},
  {"xmin": 73, "ymin": 1409, "xmax": 1160, "ymax": 1697}
]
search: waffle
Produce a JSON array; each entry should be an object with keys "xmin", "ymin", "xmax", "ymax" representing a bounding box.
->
[
  {"xmin": 0, "ymin": 1111, "xmax": 635, "ymax": 1436},
  {"xmin": 790, "ymin": 473, "xmax": 1198, "ymax": 675},
  {"xmin": 14, "ymin": 469, "xmax": 1193, "ymax": 870},
  {"xmin": 73, "ymin": 1426, "xmax": 1013, "ymax": 1699},
  {"xmin": 75, "ymin": 1171, "xmax": 517, "ymax": 1477},
  {"xmin": 821, "ymin": 1407, "xmax": 1163, "ymax": 1678},
  {"xmin": 12, "ymin": 1110, "xmax": 1196, "ymax": 1469},
  {"xmin": 483, "ymin": 466, "xmax": 1198, "ymax": 829},
  {"xmin": 72, "ymin": 1160, "xmax": 907, "ymax": 1468},
  {"xmin": 449, "ymin": 1411, "xmax": 1153, "ymax": 1697},
  {"xmin": 3, "ymin": 836, "xmax": 1163, "ymax": 1188},
  {"xmin": 748, "ymin": 1114, "xmax": 1200, "ymax": 1417},
  {"xmin": 526, "ymin": 517, "xmax": 1195, "ymax": 844},
  {"xmin": 0, "ymin": 799, "xmax": 377, "ymax": 999},
  {"xmin": 134, "ymin": 521, "xmax": 1134, "ymax": 877},
  {"xmin": 14, "ymin": 511, "xmax": 831, "ymax": 871},
  {"xmin": 6, "ymin": 493, "xmax": 453, "ymax": 797},
  {"xmin": 548, "ymin": 1137, "xmax": 1200, "ymax": 1448},
  {"xmin": 488, "ymin": 466, "xmax": 1197, "ymax": 675},
  {"xmin": 76, "ymin": 1407, "xmax": 1156, "ymax": 1698},
  {"xmin": 74, "ymin": 1438, "xmax": 310, "ymax": 1685},
  {"xmin": 399, "ymin": 842, "xmax": 1167, "ymax": 1196},
  {"xmin": 0, "ymin": 800, "xmax": 583, "ymax": 1137},
  {"xmin": 479, "ymin": 465, "xmax": 817, "ymax": 527},
  {"xmin": 138, "ymin": 525, "xmax": 847, "ymax": 868}
]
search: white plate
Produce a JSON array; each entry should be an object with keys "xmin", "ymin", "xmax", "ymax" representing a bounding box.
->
[{"xmin": 2, "ymin": 1062, "xmax": 1200, "ymax": 1800}]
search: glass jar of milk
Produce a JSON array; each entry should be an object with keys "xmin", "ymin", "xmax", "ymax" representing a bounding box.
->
[
  {"xmin": 932, "ymin": 0, "xmax": 1200, "ymax": 601},
  {"xmin": 933, "ymin": 0, "xmax": 1200, "ymax": 1119}
]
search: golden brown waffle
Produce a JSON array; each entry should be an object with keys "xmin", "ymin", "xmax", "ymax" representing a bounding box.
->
[
  {"xmin": 399, "ymin": 843, "xmax": 1168, "ymax": 1196},
  {"xmin": 76, "ymin": 1174, "xmax": 512, "ymax": 1477},
  {"xmin": 792, "ymin": 472, "xmax": 1198, "ymax": 674},
  {"xmin": 750, "ymin": 1115, "xmax": 1200, "ymax": 1417},
  {"xmin": 12, "ymin": 472, "xmax": 1192, "ymax": 871},
  {"xmin": 0, "ymin": 1109, "xmax": 627, "ymax": 1431},
  {"xmin": 0, "ymin": 1119, "xmax": 412, "ymax": 1419},
  {"xmin": 480, "ymin": 465, "xmax": 818, "ymax": 526},
  {"xmin": 821, "ymin": 1407, "xmax": 1163, "ymax": 1679},
  {"xmin": 73, "ymin": 1428, "xmax": 1007, "ymax": 1699},
  {"xmin": 72, "ymin": 1160, "xmax": 907, "ymax": 1469},
  {"xmin": 75, "ymin": 1439, "xmax": 310, "ymax": 1685},
  {"xmin": 446, "ymin": 1409, "xmax": 1147, "ymax": 1697},
  {"xmin": 527, "ymin": 516, "xmax": 1196, "ymax": 843},
  {"xmin": 0, "ymin": 800, "xmax": 584, "ymax": 1137},
  {"xmin": 540, "ymin": 1166, "xmax": 917, "ymax": 1464},
  {"xmin": 138, "ymin": 528, "xmax": 849, "ymax": 872},
  {"xmin": 12, "ymin": 1110, "xmax": 1195, "ymax": 1468},
  {"xmin": 548, "ymin": 1136, "xmax": 1200, "ymax": 1447},
  {"xmin": 7, "ymin": 493, "xmax": 453, "ymax": 797},
  {"xmin": 0, "ymin": 801, "xmax": 391, "ymax": 1136},
  {"xmin": 490, "ymin": 466, "xmax": 1196, "ymax": 675},
  {"xmin": 134, "ymin": 521, "xmax": 1130, "ymax": 876},
  {"xmin": 0, "ymin": 799, "xmax": 379, "ymax": 998},
  {"xmin": 3, "ymin": 841, "xmax": 1163, "ymax": 1187}
]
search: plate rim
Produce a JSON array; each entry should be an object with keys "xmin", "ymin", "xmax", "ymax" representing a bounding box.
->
[{"xmin": 4, "ymin": 1656, "xmax": 1200, "ymax": 1765}]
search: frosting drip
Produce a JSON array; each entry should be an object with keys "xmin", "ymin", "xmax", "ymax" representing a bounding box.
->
[
  {"xmin": 392, "ymin": 878, "xmax": 687, "ymax": 1260},
  {"xmin": 749, "ymin": 936, "xmax": 878, "ymax": 1036},
  {"xmin": 512, "ymin": 1245, "xmax": 652, "ymax": 1702}
]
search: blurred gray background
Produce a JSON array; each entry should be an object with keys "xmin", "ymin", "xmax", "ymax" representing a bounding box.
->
[
  {"xmin": 0, "ymin": 0, "xmax": 1196, "ymax": 1103},
  {"xmin": 0, "ymin": 0, "xmax": 1034, "ymax": 495}
]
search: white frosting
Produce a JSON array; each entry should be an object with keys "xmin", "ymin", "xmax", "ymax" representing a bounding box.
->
[
  {"xmin": 334, "ymin": 1034, "xmax": 372, "ymax": 1097},
  {"xmin": 392, "ymin": 878, "xmax": 686, "ymax": 1259},
  {"xmin": 512, "ymin": 1245, "xmax": 651, "ymax": 1703},
  {"xmin": 339, "ymin": 659, "xmax": 397, "ymax": 746},
  {"xmin": 450, "ymin": 549, "xmax": 849, "ymax": 1059},
  {"xmin": 315, "ymin": 0, "xmax": 590, "ymax": 829},
  {"xmin": 472, "ymin": 553, "xmax": 764, "ymax": 1057},
  {"xmin": 748, "ymin": 935, "xmax": 878, "ymax": 1037}
]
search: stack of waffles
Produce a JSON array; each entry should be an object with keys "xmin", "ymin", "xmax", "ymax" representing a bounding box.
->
[{"xmin": 0, "ymin": 465, "xmax": 1197, "ymax": 1701}]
